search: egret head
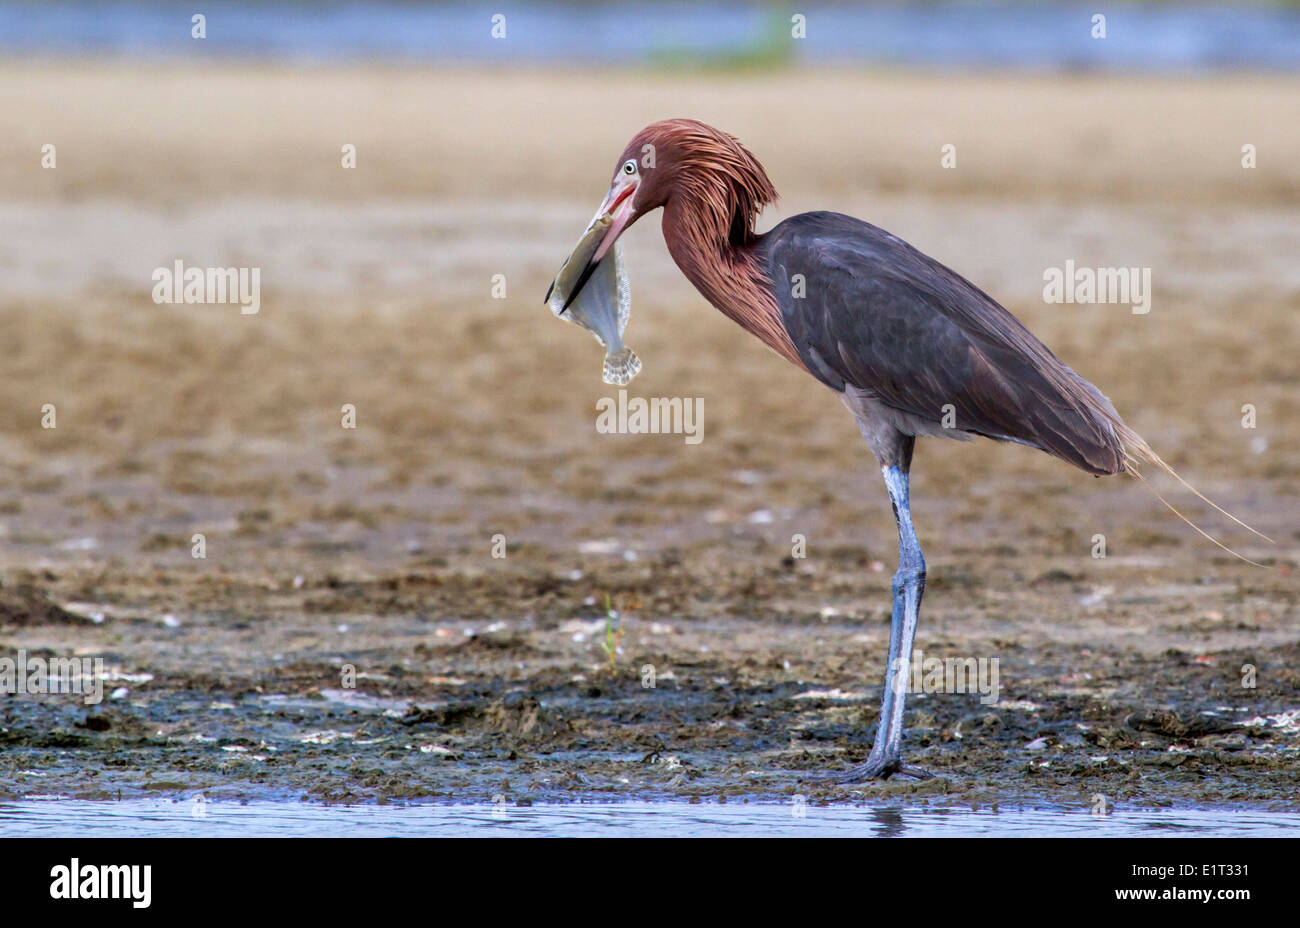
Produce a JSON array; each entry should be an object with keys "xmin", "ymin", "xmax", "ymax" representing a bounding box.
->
[{"xmin": 550, "ymin": 119, "xmax": 776, "ymax": 310}]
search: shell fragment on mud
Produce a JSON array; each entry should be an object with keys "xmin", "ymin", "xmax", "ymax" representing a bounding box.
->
[{"xmin": 546, "ymin": 215, "xmax": 640, "ymax": 385}]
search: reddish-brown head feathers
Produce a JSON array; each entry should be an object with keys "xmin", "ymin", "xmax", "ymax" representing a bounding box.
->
[
  {"xmin": 616, "ymin": 120, "xmax": 801, "ymax": 365},
  {"xmin": 619, "ymin": 119, "xmax": 776, "ymax": 247}
]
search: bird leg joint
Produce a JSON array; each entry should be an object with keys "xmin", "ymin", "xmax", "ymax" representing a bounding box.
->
[{"xmin": 891, "ymin": 567, "xmax": 926, "ymax": 596}]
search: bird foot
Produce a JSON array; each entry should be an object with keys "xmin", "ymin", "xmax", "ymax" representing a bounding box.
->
[{"xmin": 833, "ymin": 757, "xmax": 934, "ymax": 784}]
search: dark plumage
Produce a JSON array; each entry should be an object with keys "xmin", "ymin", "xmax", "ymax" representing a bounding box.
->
[{"xmin": 758, "ymin": 211, "xmax": 1127, "ymax": 476}]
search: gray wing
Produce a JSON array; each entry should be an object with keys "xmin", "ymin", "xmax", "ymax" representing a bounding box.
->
[{"xmin": 758, "ymin": 211, "xmax": 1124, "ymax": 475}]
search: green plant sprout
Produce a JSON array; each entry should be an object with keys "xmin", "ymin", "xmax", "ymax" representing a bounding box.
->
[{"xmin": 600, "ymin": 593, "xmax": 624, "ymax": 675}]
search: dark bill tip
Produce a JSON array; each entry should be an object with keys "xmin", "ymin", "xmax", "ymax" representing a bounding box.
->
[{"xmin": 560, "ymin": 257, "xmax": 600, "ymax": 313}]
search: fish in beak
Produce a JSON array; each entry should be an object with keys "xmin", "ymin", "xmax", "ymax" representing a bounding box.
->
[{"xmin": 544, "ymin": 178, "xmax": 641, "ymax": 385}]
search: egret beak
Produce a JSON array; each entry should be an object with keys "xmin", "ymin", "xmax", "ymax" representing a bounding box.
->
[{"xmin": 544, "ymin": 175, "xmax": 638, "ymax": 311}]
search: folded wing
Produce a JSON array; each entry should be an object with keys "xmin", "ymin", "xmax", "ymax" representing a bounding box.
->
[{"xmin": 759, "ymin": 211, "xmax": 1126, "ymax": 476}]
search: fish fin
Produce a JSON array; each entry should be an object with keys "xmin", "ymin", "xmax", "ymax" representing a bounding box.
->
[{"xmin": 603, "ymin": 348, "xmax": 641, "ymax": 386}]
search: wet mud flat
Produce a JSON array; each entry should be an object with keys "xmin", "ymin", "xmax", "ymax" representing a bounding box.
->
[
  {"xmin": 0, "ymin": 62, "xmax": 1297, "ymax": 818},
  {"xmin": 1, "ymin": 229, "xmax": 1297, "ymax": 815},
  {"xmin": 3, "ymin": 539, "xmax": 1297, "ymax": 811}
]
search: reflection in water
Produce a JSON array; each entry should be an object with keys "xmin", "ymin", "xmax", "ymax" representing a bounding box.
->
[
  {"xmin": 3, "ymin": 799, "xmax": 1299, "ymax": 838},
  {"xmin": 870, "ymin": 806, "xmax": 907, "ymax": 838}
]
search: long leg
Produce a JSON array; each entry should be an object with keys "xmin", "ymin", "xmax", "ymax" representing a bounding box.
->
[{"xmin": 838, "ymin": 448, "xmax": 932, "ymax": 782}]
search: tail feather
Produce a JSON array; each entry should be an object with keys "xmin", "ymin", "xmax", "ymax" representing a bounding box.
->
[
  {"xmin": 1112, "ymin": 422, "xmax": 1273, "ymax": 566},
  {"xmin": 1045, "ymin": 359, "xmax": 1271, "ymax": 564}
]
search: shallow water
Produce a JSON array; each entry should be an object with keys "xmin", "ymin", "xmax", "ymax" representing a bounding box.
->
[
  {"xmin": 4, "ymin": 799, "xmax": 1299, "ymax": 837},
  {"xmin": 2, "ymin": 1, "xmax": 1298, "ymax": 71}
]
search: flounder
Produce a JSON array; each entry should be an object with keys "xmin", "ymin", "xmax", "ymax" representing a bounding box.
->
[{"xmin": 545, "ymin": 215, "xmax": 640, "ymax": 385}]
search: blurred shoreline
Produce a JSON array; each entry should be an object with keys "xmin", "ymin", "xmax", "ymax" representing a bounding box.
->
[
  {"xmin": 4, "ymin": 2, "xmax": 1300, "ymax": 71},
  {"xmin": 2, "ymin": 60, "xmax": 1297, "ymax": 207}
]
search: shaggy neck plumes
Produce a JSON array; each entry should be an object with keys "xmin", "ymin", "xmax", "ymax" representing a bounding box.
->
[{"xmin": 659, "ymin": 146, "xmax": 801, "ymax": 367}]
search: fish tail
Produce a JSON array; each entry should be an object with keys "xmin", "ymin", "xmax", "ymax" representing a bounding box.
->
[{"xmin": 603, "ymin": 348, "xmax": 641, "ymax": 386}]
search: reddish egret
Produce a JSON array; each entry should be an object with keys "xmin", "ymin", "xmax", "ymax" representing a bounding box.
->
[{"xmin": 550, "ymin": 119, "xmax": 1263, "ymax": 781}]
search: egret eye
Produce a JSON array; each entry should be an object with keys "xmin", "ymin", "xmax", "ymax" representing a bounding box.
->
[{"xmin": 622, "ymin": 160, "xmax": 637, "ymax": 176}]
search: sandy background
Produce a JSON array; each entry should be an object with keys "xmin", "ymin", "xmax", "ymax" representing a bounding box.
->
[{"xmin": 0, "ymin": 62, "xmax": 1296, "ymax": 806}]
